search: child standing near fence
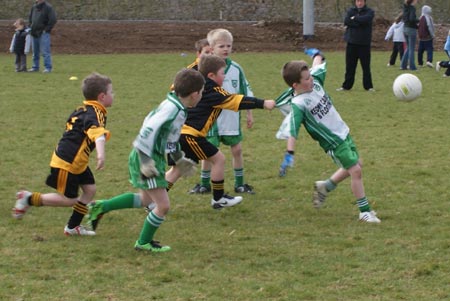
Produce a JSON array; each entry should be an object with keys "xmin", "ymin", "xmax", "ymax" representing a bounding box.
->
[
  {"xmin": 417, "ymin": 5, "xmax": 435, "ymax": 68},
  {"xmin": 9, "ymin": 18, "xmax": 31, "ymax": 72},
  {"xmin": 385, "ymin": 13, "xmax": 405, "ymax": 67}
]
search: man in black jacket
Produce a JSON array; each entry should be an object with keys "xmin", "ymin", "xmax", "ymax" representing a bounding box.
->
[
  {"xmin": 337, "ymin": 0, "xmax": 374, "ymax": 92},
  {"xmin": 29, "ymin": 0, "xmax": 57, "ymax": 73}
]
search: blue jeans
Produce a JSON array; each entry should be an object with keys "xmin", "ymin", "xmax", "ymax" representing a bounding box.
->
[
  {"xmin": 32, "ymin": 32, "xmax": 52, "ymax": 71},
  {"xmin": 401, "ymin": 27, "xmax": 417, "ymax": 70}
]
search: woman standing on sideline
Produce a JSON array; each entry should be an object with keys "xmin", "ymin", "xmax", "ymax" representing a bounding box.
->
[
  {"xmin": 400, "ymin": 0, "xmax": 419, "ymax": 71},
  {"xmin": 336, "ymin": 0, "xmax": 375, "ymax": 92}
]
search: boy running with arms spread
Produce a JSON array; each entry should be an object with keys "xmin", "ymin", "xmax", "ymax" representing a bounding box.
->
[
  {"xmin": 190, "ymin": 29, "xmax": 257, "ymax": 195},
  {"xmin": 277, "ymin": 49, "xmax": 380, "ymax": 223},
  {"xmin": 167, "ymin": 54, "xmax": 275, "ymax": 209}
]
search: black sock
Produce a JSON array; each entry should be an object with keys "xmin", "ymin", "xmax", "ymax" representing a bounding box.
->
[{"xmin": 67, "ymin": 201, "xmax": 88, "ymax": 229}]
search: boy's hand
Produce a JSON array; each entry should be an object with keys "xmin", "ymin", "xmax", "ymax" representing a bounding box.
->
[
  {"xmin": 279, "ymin": 152, "xmax": 294, "ymax": 177},
  {"xmin": 304, "ymin": 48, "xmax": 321, "ymax": 58},
  {"xmin": 96, "ymin": 156, "xmax": 105, "ymax": 170},
  {"xmin": 140, "ymin": 159, "xmax": 159, "ymax": 178},
  {"xmin": 171, "ymin": 151, "xmax": 197, "ymax": 177},
  {"xmin": 264, "ymin": 100, "xmax": 276, "ymax": 110}
]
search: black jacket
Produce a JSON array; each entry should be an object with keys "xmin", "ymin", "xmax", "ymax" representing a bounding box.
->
[
  {"xmin": 29, "ymin": 1, "xmax": 57, "ymax": 37},
  {"xmin": 343, "ymin": 5, "xmax": 374, "ymax": 46},
  {"xmin": 402, "ymin": 4, "xmax": 419, "ymax": 29}
]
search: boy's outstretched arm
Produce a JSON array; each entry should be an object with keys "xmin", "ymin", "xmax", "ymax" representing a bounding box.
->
[
  {"xmin": 264, "ymin": 100, "xmax": 276, "ymax": 110},
  {"xmin": 304, "ymin": 48, "xmax": 325, "ymax": 67}
]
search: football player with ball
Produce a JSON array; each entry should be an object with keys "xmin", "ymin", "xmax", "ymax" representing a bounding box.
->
[{"xmin": 276, "ymin": 48, "xmax": 380, "ymax": 223}]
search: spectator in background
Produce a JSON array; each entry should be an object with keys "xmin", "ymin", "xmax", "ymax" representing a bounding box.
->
[
  {"xmin": 29, "ymin": 0, "xmax": 57, "ymax": 73},
  {"xmin": 385, "ymin": 13, "xmax": 405, "ymax": 67},
  {"xmin": 337, "ymin": 0, "xmax": 375, "ymax": 92},
  {"xmin": 400, "ymin": 0, "xmax": 419, "ymax": 71},
  {"xmin": 417, "ymin": 5, "xmax": 435, "ymax": 68},
  {"xmin": 9, "ymin": 18, "xmax": 31, "ymax": 72}
]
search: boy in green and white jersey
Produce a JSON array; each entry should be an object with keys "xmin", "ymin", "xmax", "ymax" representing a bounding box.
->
[
  {"xmin": 276, "ymin": 48, "xmax": 380, "ymax": 223},
  {"xmin": 87, "ymin": 68, "xmax": 205, "ymax": 252}
]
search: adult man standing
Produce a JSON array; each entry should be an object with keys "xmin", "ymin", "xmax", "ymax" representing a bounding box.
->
[
  {"xmin": 29, "ymin": 0, "xmax": 57, "ymax": 73},
  {"xmin": 337, "ymin": 0, "xmax": 374, "ymax": 92}
]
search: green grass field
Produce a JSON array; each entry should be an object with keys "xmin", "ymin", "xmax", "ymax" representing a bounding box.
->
[{"xmin": 1, "ymin": 51, "xmax": 450, "ymax": 300}]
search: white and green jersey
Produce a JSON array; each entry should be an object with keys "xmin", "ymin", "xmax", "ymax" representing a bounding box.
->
[
  {"xmin": 275, "ymin": 87, "xmax": 294, "ymax": 116},
  {"xmin": 213, "ymin": 58, "xmax": 254, "ymax": 136},
  {"xmin": 133, "ymin": 92, "xmax": 186, "ymax": 158},
  {"xmin": 276, "ymin": 62, "xmax": 349, "ymax": 151}
]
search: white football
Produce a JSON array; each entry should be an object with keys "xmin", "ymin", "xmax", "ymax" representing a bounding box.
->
[{"xmin": 392, "ymin": 73, "xmax": 422, "ymax": 102}]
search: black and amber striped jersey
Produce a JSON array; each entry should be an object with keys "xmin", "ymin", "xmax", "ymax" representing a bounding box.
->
[
  {"xmin": 186, "ymin": 58, "xmax": 200, "ymax": 70},
  {"xmin": 50, "ymin": 100, "xmax": 110, "ymax": 174},
  {"xmin": 181, "ymin": 78, "xmax": 265, "ymax": 138}
]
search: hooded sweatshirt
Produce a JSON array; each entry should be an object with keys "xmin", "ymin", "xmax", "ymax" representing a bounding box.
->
[
  {"xmin": 385, "ymin": 21, "xmax": 406, "ymax": 42},
  {"xmin": 418, "ymin": 5, "xmax": 435, "ymax": 41}
]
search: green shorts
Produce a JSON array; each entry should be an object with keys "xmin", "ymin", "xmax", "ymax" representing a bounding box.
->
[
  {"xmin": 207, "ymin": 133, "xmax": 243, "ymax": 147},
  {"xmin": 327, "ymin": 135, "xmax": 360, "ymax": 169},
  {"xmin": 128, "ymin": 148, "xmax": 167, "ymax": 190}
]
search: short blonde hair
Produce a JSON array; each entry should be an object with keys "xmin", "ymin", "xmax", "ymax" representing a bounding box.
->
[{"xmin": 207, "ymin": 28, "xmax": 233, "ymax": 47}]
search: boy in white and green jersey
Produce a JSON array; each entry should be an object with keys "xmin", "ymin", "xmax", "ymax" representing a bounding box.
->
[
  {"xmin": 276, "ymin": 48, "xmax": 380, "ymax": 223},
  {"xmin": 87, "ymin": 68, "xmax": 205, "ymax": 252}
]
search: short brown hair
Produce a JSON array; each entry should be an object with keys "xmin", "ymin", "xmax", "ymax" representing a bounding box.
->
[
  {"xmin": 15, "ymin": 18, "xmax": 25, "ymax": 26},
  {"xmin": 195, "ymin": 38, "xmax": 209, "ymax": 53},
  {"xmin": 198, "ymin": 55, "xmax": 226, "ymax": 77},
  {"xmin": 281, "ymin": 60, "xmax": 309, "ymax": 87},
  {"xmin": 173, "ymin": 68, "xmax": 205, "ymax": 98},
  {"xmin": 82, "ymin": 72, "xmax": 112, "ymax": 100}
]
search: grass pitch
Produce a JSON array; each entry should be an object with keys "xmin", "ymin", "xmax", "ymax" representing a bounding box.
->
[{"xmin": 1, "ymin": 51, "xmax": 450, "ymax": 300}]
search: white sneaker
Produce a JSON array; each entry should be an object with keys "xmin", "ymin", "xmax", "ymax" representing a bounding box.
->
[
  {"xmin": 336, "ymin": 87, "xmax": 347, "ymax": 92},
  {"xmin": 12, "ymin": 190, "xmax": 32, "ymax": 219},
  {"xmin": 211, "ymin": 194, "xmax": 243, "ymax": 210},
  {"xmin": 436, "ymin": 62, "xmax": 441, "ymax": 72},
  {"xmin": 426, "ymin": 62, "xmax": 433, "ymax": 68},
  {"xmin": 64, "ymin": 225, "xmax": 96, "ymax": 236},
  {"xmin": 312, "ymin": 181, "xmax": 328, "ymax": 208},
  {"xmin": 359, "ymin": 211, "xmax": 381, "ymax": 223}
]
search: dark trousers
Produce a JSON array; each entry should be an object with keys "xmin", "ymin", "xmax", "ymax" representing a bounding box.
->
[
  {"xmin": 389, "ymin": 42, "xmax": 405, "ymax": 65},
  {"xmin": 417, "ymin": 39, "xmax": 433, "ymax": 65},
  {"xmin": 438, "ymin": 61, "xmax": 450, "ymax": 76},
  {"xmin": 342, "ymin": 43, "xmax": 373, "ymax": 90},
  {"xmin": 14, "ymin": 53, "xmax": 27, "ymax": 72}
]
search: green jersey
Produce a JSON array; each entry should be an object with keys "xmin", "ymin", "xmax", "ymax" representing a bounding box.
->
[
  {"xmin": 276, "ymin": 62, "xmax": 350, "ymax": 152},
  {"xmin": 133, "ymin": 92, "xmax": 186, "ymax": 158}
]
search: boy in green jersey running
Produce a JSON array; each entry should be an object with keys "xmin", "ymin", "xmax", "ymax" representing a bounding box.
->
[
  {"xmin": 277, "ymin": 48, "xmax": 380, "ymax": 223},
  {"xmin": 87, "ymin": 68, "xmax": 205, "ymax": 252}
]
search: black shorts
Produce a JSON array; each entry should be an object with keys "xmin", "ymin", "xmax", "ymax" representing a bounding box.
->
[
  {"xmin": 168, "ymin": 134, "xmax": 219, "ymax": 165},
  {"xmin": 45, "ymin": 167, "xmax": 95, "ymax": 198}
]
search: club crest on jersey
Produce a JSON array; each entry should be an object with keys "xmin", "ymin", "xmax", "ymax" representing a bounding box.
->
[
  {"xmin": 313, "ymin": 83, "xmax": 321, "ymax": 91},
  {"xmin": 232, "ymin": 80, "xmax": 238, "ymax": 88}
]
